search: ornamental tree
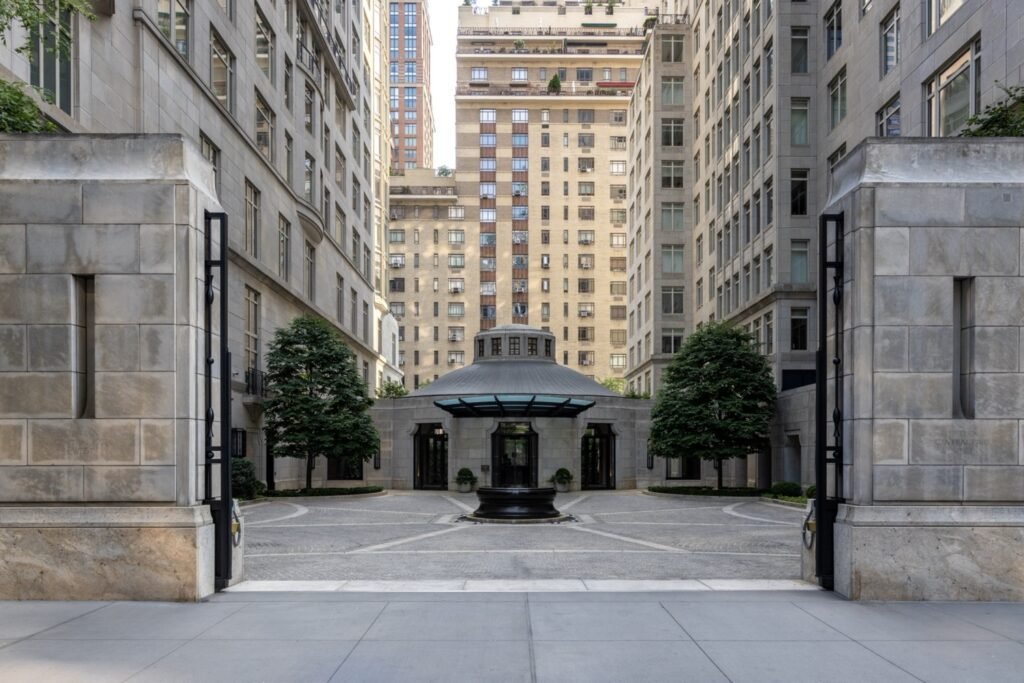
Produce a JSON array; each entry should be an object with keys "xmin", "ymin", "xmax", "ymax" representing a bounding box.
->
[
  {"xmin": 649, "ymin": 322, "xmax": 776, "ymax": 489},
  {"xmin": 376, "ymin": 378, "xmax": 409, "ymax": 398},
  {"xmin": 960, "ymin": 84, "xmax": 1024, "ymax": 137},
  {"xmin": 264, "ymin": 315, "xmax": 378, "ymax": 492}
]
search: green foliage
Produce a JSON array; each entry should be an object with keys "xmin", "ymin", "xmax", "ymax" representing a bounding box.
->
[
  {"xmin": 0, "ymin": 79, "xmax": 56, "ymax": 133},
  {"xmin": 0, "ymin": 0, "xmax": 95, "ymax": 57},
  {"xmin": 649, "ymin": 486, "xmax": 764, "ymax": 497},
  {"xmin": 960, "ymin": 85, "xmax": 1024, "ymax": 137},
  {"xmin": 550, "ymin": 468, "xmax": 573, "ymax": 484},
  {"xmin": 231, "ymin": 458, "xmax": 266, "ymax": 500},
  {"xmin": 455, "ymin": 468, "xmax": 478, "ymax": 485},
  {"xmin": 649, "ymin": 322, "xmax": 776, "ymax": 489},
  {"xmin": 770, "ymin": 481, "xmax": 803, "ymax": 497},
  {"xmin": 264, "ymin": 315, "xmax": 378, "ymax": 492},
  {"xmin": 765, "ymin": 494, "xmax": 808, "ymax": 505},
  {"xmin": 376, "ymin": 379, "xmax": 409, "ymax": 398},
  {"xmin": 436, "ymin": 164, "xmax": 453, "ymax": 177},
  {"xmin": 547, "ymin": 73, "xmax": 561, "ymax": 93},
  {"xmin": 805, "ymin": 484, "xmax": 817, "ymax": 498},
  {"xmin": 597, "ymin": 377, "xmax": 624, "ymax": 394},
  {"xmin": 623, "ymin": 387, "xmax": 651, "ymax": 399},
  {"xmin": 266, "ymin": 486, "xmax": 383, "ymax": 497}
]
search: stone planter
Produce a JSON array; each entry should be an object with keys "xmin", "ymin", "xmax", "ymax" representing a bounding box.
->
[
  {"xmin": 554, "ymin": 481, "xmax": 570, "ymax": 493},
  {"xmin": 457, "ymin": 481, "xmax": 474, "ymax": 493}
]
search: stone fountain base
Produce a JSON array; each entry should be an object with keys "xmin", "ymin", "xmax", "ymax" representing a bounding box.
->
[{"xmin": 469, "ymin": 487, "xmax": 564, "ymax": 522}]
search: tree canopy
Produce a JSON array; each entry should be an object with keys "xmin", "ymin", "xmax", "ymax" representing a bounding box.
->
[
  {"xmin": 649, "ymin": 322, "xmax": 776, "ymax": 489},
  {"xmin": 264, "ymin": 315, "xmax": 378, "ymax": 491},
  {"xmin": 376, "ymin": 378, "xmax": 409, "ymax": 398},
  {"xmin": 0, "ymin": 79, "xmax": 56, "ymax": 132},
  {"xmin": 0, "ymin": 0, "xmax": 95, "ymax": 57},
  {"xmin": 960, "ymin": 85, "xmax": 1024, "ymax": 137}
]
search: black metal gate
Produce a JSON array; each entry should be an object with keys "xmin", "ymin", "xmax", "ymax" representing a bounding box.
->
[
  {"xmin": 814, "ymin": 212, "xmax": 845, "ymax": 590},
  {"xmin": 202, "ymin": 210, "xmax": 233, "ymax": 591},
  {"xmin": 414, "ymin": 423, "xmax": 448, "ymax": 490},
  {"xmin": 581, "ymin": 424, "xmax": 615, "ymax": 490}
]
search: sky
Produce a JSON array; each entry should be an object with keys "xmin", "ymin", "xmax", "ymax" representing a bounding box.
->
[{"xmin": 428, "ymin": 0, "xmax": 460, "ymax": 169}]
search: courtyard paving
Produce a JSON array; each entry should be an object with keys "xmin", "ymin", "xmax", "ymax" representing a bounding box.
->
[{"xmin": 241, "ymin": 490, "xmax": 804, "ymax": 582}]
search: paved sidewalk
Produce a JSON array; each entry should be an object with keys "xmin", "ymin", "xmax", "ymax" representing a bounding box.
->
[{"xmin": 1, "ymin": 590, "xmax": 1023, "ymax": 682}]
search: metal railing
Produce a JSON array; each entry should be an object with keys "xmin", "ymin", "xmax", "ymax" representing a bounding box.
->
[
  {"xmin": 458, "ymin": 26, "xmax": 646, "ymax": 37},
  {"xmin": 460, "ymin": 46, "xmax": 645, "ymax": 56},
  {"xmin": 456, "ymin": 84, "xmax": 633, "ymax": 97},
  {"xmin": 390, "ymin": 186, "xmax": 458, "ymax": 196},
  {"xmin": 245, "ymin": 367, "xmax": 267, "ymax": 397}
]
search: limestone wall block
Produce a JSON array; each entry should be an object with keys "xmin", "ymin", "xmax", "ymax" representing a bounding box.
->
[
  {"xmin": 0, "ymin": 182, "xmax": 81, "ymax": 223},
  {"xmin": 140, "ymin": 325, "xmax": 175, "ymax": 371},
  {"xmin": 94, "ymin": 274, "xmax": 174, "ymax": 324},
  {"xmin": 0, "ymin": 420, "xmax": 26, "ymax": 464},
  {"xmin": 873, "ymin": 465, "xmax": 962, "ymax": 502},
  {"xmin": 964, "ymin": 188, "xmax": 1024, "ymax": 227},
  {"xmin": 26, "ymin": 325, "xmax": 73, "ymax": 371},
  {"xmin": 874, "ymin": 276, "xmax": 952, "ymax": 326},
  {"xmin": 875, "ymin": 187, "xmax": 965, "ymax": 227},
  {"xmin": 873, "ymin": 373, "xmax": 953, "ymax": 418},
  {"xmin": 95, "ymin": 325, "xmax": 140, "ymax": 371},
  {"xmin": 0, "ymin": 326, "xmax": 25, "ymax": 371},
  {"xmin": 94, "ymin": 372, "xmax": 175, "ymax": 418},
  {"xmin": 82, "ymin": 183, "xmax": 175, "ymax": 224},
  {"xmin": 139, "ymin": 224, "xmax": 175, "ymax": 273},
  {"xmin": 873, "ymin": 228, "xmax": 909, "ymax": 275},
  {"xmin": 909, "ymin": 419, "xmax": 1019, "ymax": 465},
  {"xmin": 908, "ymin": 326, "xmax": 954, "ymax": 373},
  {"xmin": 909, "ymin": 227, "xmax": 1020, "ymax": 276},
  {"xmin": 873, "ymin": 326, "xmax": 908, "ymax": 371},
  {"xmin": 82, "ymin": 465, "xmax": 175, "ymax": 502},
  {"xmin": 872, "ymin": 420, "xmax": 908, "ymax": 464},
  {"xmin": 141, "ymin": 419, "xmax": 175, "ymax": 464},
  {"xmin": 25, "ymin": 224, "xmax": 140, "ymax": 274},
  {"xmin": 0, "ymin": 466, "xmax": 83, "ymax": 502},
  {"xmin": 28, "ymin": 419, "xmax": 139, "ymax": 465},
  {"xmin": 0, "ymin": 275, "xmax": 73, "ymax": 324},
  {"xmin": 974, "ymin": 327, "xmax": 1019, "ymax": 373},
  {"xmin": 0, "ymin": 373, "xmax": 74, "ymax": 417},
  {"xmin": 964, "ymin": 466, "xmax": 1024, "ymax": 502},
  {"xmin": 974, "ymin": 374, "xmax": 1024, "ymax": 418},
  {"xmin": 974, "ymin": 278, "xmax": 1024, "ymax": 326},
  {"xmin": 0, "ymin": 225, "xmax": 26, "ymax": 273}
]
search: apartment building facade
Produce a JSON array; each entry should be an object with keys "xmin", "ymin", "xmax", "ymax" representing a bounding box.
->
[
  {"xmin": 2, "ymin": 0, "xmax": 399, "ymax": 488},
  {"xmin": 388, "ymin": 0, "xmax": 435, "ymax": 171},
  {"xmin": 630, "ymin": 0, "xmax": 1024, "ymax": 487},
  {"xmin": 450, "ymin": 0, "xmax": 660, "ymax": 382}
]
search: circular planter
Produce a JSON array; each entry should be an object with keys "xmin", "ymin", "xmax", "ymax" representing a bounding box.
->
[
  {"xmin": 472, "ymin": 487, "xmax": 561, "ymax": 520},
  {"xmin": 554, "ymin": 481, "xmax": 570, "ymax": 493},
  {"xmin": 456, "ymin": 481, "xmax": 474, "ymax": 493}
]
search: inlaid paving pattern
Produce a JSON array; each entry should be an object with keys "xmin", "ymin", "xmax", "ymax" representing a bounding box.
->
[{"xmin": 242, "ymin": 491, "xmax": 804, "ymax": 581}]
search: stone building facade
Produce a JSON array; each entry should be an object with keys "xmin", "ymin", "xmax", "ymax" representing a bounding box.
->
[
  {"xmin": 0, "ymin": 0, "xmax": 401, "ymax": 490},
  {"xmin": 388, "ymin": 0, "xmax": 435, "ymax": 172}
]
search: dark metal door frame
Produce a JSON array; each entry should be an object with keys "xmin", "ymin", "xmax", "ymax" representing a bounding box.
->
[
  {"xmin": 581, "ymin": 424, "xmax": 616, "ymax": 490},
  {"xmin": 491, "ymin": 422, "xmax": 538, "ymax": 488},
  {"xmin": 815, "ymin": 212, "xmax": 845, "ymax": 591},
  {"xmin": 202, "ymin": 210, "xmax": 233, "ymax": 591},
  {"xmin": 414, "ymin": 424, "xmax": 448, "ymax": 490}
]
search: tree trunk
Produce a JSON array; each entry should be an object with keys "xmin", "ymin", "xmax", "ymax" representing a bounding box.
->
[
  {"xmin": 305, "ymin": 449, "xmax": 314, "ymax": 492},
  {"xmin": 716, "ymin": 460, "xmax": 723, "ymax": 490}
]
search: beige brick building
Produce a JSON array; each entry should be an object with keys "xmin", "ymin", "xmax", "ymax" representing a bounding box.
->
[{"xmin": 388, "ymin": 0, "xmax": 435, "ymax": 172}]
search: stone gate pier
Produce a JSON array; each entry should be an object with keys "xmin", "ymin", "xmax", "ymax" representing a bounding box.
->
[
  {"xmin": 819, "ymin": 139, "xmax": 1024, "ymax": 600},
  {"xmin": 0, "ymin": 135, "xmax": 227, "ymax": 600}
]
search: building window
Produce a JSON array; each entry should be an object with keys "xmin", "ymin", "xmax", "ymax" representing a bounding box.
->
[
  {"xmin": 200, "ymin": 134, "xmax": 221, "ymax": 193},
  {"xmin": 928, "ymin": 0, "xmax": 964, "ymax": 34},
  {"xmin": 791, "ymin": 27, "xmax": 809, "ymax": 73},
  {"xmin": 661, "ymin": 245, "xmax": 684, "ymax": 273},
  {"xmin": 662, "ymin": 287, "xmax": 685, "ymax": 315},
  {"xmin": 829, "ymin": 69, "xmax": 847, "ymax": 130},
  {"xmin": 661, "ymin": 160, "xmax": 685, "ymax": 188},
  {"xmin": 881, "ymin": 7, "xmax": 899, "ymax": 76},
  {"xmin": 661, "ymin": 76, "xmax": 684, "ymax": 105},
  {"xmin": 303, "ymin": 154, "xmax": 314, "ymax": 202},
  {"xmin": 662, "ymin": 34, "xmax": 685, "ymax": 62},
  {"xmin": 825, "ymin": 1, "xmax": 842, "ymax": 60},
  {"xmin": 304, "ymin": 241, "xmax": 316, "ymax": 299},
  {"xmin": 479, "ymin": 108, "xmax": 496, "ymax": 122},
  {"xmin": 791, "ymin": 308, "xmax": 809, "ymax": 350},
  {"xmin": 876, "ymin": 96, "xmax": 901, "ymax": 136},
  {"xmin": 661, "ymin": 329, "xmax": 685, "ymax": 354},
  {"xmin": 210, "ymin": 30, "xmax": 234, "ymax": 111},
  {"xmin": 512, "ymin": 108, "xmax": 529, "ymax": 122},
  {"xmin": 926, "ymin": 40, "xmax": 981, "ymax": 137},
  {"xmin": 304, "ymin": 82, "xmax": 315, "ymax": 132},
  {"xmin": 244, "ymin": 181, "xmax": 260, "ymax": 257},
  {"xmin": 791, "ymin": 240, "xmax": 809, "ymax": 283},
  {"xmin": 791, "ymin": 98, "xmax": 809, "ymax": 145},
  {"xmin": 158, "ymin": 0, "xmax": 190, "ymax": 58},
  {"xmin": 661, "ymin": 203, "xmax": 684, "ymax": 231},
  {"xmin": 244, "ymin": 286, "xmax": 260, "ymax": 370},
  {"xmin": 255, "ymin": 91, "xmax": 275, "ymax": 161},
  {"xmin": 471, "ymin": 66, "xmax": 488, "ymax": 80},
  {"xmin": 790, "ymin": 169, "xmax": 808, "ymax": 216},
  {"xmin": 255, "ymin": 7, "xmax": 275, "ymax": 83},
  {"xmin": 661, "ymin": 118, "xmax": 685, "ymax": 146},
  {"xmin": 277, "ymin": 215, "xmax": 290, "ymax": 280}
]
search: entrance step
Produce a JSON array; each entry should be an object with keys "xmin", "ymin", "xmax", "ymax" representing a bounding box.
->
[{"xmin": 225, "ymin": 579, "xmax": 820, "ymax": 593}]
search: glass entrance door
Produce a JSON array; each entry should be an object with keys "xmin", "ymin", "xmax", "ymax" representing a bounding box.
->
[
  {"xmin": 581, "ymin": 424, "xmax": 615, "ymax": 490},
  {"xmin": 414, "ymin": 423, "xmax": 448, "ymax": 490},
  {"xmin": 492, "ymin": 422, "xmax": 538, "ymax": 487}
]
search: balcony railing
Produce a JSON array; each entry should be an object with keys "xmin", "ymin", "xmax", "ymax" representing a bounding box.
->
[
  {"xmin": 458, "ymin": 26, "xmax": 646, "ymax": 37},
  {"xmin": 390, "ymin": 186, "xmax": 458, "ymax": 196},
  {"xmin": 245, "ymin": 367, "xmax": 267, "ymax": 398},
  {"xmin": 460, "ymin": 46, "xmax": 645, "ymax": 56},
  {"xmin": 456, "ymin": 84, "xmax": 633, "ymax": 98},
  {"xmin": 296, "ymin": 39, "xmax": 322, "ymax": 83},
  {"xmin": 298, "ymin": 0, "xmax": 358, "ymax": 105}
]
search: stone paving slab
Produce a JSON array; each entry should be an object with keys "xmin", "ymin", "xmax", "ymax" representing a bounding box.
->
[{"xmin": 1, "ymin": 593, "xmax": 1023, "ymax": 682}]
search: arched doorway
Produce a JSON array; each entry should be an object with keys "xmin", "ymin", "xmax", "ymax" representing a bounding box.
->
[
  {"xmin": 491, "ymin": 422, "xmax": 538, "ymax": 487},
  {"xmin": 414, "ymin": 423, "xmax": 448, "ymax": 490},
  {"xmin": 581, "ymin": 423, "xmax": 615, "ymax": 490}
]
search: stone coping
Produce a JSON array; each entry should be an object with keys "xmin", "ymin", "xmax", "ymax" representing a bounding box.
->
[
  {"xmin": 0, "ymin": 505, "xmax": 213, "ymax": 527},
  {"xmin": 837, "ymin": 504, "xmax": 1024, "ymax": 527}
]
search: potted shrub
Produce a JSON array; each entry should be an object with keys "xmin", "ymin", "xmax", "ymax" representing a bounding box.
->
[
  {"xmin": 549, "ymin": 468, "xmax": 573, "ymax": 493},
  {"xmin": 454, "ymin": 468, "xmax": 478, "ymax": 493},
  {"xmin": 547, "ymin": 73, "xmax": 561, "ymax": 94}
]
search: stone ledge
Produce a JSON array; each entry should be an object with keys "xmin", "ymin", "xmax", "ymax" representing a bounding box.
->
[
  {"xmin": 0, "ymin": 505, "xmax": 213, "ymax": 528},
  {"xmin": 837, "ymin": 504, "xmax": 1024, "ymax": 527}
]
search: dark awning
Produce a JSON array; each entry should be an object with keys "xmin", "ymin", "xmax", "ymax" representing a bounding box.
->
[{"xmin": 433, "ymin": 394, "xmax": 596, "ymax": 418}]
